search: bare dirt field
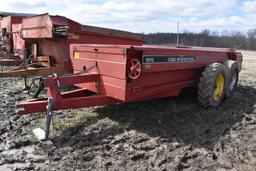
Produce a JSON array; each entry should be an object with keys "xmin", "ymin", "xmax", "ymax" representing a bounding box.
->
[{"xmin": 0, "ymin": 50, "xmax": 255, "ymax": 170}]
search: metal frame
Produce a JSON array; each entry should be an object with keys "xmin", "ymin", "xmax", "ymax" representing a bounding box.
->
[
  {"xmin": 16, "ymin": 73, "xmax": 119, "ymax": 115},
  {"xmin": 0, "ymin": 65, "xmax": 64, "ymax": 77}
]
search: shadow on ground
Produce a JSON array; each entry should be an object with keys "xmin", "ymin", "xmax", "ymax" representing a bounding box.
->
[{"xmin": 54, "ymin": 85, "xmax": 256, "ymax": 151}]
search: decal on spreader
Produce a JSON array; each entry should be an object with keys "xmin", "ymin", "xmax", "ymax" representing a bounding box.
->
[{"xmin": 142, "ymin": 55, "xmax": 195, "ymax": 64}]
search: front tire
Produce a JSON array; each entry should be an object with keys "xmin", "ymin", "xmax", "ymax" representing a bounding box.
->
[{"xmin": 198, "ymin": 63, "xmax": 226, "ymax": 107}]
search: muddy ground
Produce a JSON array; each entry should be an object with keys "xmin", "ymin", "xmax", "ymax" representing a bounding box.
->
[{"xmin": 0, "ymin": 51, "xmax": 255, "ymax": 171}]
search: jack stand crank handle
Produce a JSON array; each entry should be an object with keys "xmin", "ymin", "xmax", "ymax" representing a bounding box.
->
[{"xmin": 45, "ymin": 98, "xmax": 54, "ymax": 139}]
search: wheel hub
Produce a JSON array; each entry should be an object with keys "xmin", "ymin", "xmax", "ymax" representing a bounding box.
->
[
  {"xmin": 213, "ymin": 73, "xmax": 225, "ymax": 101},
  {"xmin": 127, "ymin": 58, "xmax": 141, "ymax": 80}
]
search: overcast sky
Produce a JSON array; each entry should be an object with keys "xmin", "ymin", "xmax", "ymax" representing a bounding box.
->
[{"xmin": 0, "ymin": 0, "xmax": 255, "ymax": 33}]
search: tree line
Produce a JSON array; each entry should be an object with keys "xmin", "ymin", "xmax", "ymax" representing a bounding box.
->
[{"xmin": 144, "ymin": 29, "xmax": 256, "ymax": 50}]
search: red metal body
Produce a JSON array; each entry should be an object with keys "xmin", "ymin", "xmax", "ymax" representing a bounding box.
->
[
  {"xmin": 16, "ymin": 44, "xmax": 243, "ymax": 115},
  {"xmin": 0, "ymin": 13, "xmax": 143, "ymax": 77}
]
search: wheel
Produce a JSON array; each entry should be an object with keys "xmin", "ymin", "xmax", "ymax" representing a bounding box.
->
[
  {"xmin": 198, "ymin": 63, "xmax": 226, "ymax": 107},
  {"xmin": 127, "ymin": 58, "xmax": 142, "ymax": 80},
  {"xmin": 224, "ymin": 60, "xmax": 239, "ymax": 98},
  {"xmin": 28, "ymin": 77, "xmax": 44, "ymax": 98}
]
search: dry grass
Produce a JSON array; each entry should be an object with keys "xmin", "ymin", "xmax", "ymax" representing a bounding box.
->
[{"xmin": 239, "ymin": 50, "xmax": 256, "ymax": 84}]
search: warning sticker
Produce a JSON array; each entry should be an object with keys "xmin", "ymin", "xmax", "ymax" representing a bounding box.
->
[{"xmin": 74, "ymin": 52, "xmax": 80, "ymax": 59}]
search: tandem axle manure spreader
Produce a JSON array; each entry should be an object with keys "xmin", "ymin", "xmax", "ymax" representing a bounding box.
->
[{"xmin": 16, "ymin": 44, "xmax": 243, "ymax": 139}]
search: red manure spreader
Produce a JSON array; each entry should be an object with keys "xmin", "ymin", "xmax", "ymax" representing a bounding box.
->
[
  {"xmin": 0, "ymin": 13, "xmax": 143, "ymax": 97},
  {"xmin": 0, "ymin": 13, "xmax": 143, "ymax": 74},
  {"xmin": 16, "ymin": 44, "xmax": 243, "ymax": 139}
]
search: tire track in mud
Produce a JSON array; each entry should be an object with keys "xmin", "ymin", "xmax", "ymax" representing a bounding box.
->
[{"xmin": 0, "ymin": 77, "xmax": 47, "ymax": 171}]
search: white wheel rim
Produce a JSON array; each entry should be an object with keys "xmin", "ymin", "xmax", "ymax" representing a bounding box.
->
[{"xmin": 229, "ymin": 71, "xmax": 237, "ymax": 91}]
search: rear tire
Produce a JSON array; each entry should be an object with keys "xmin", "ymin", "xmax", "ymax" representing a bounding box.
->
[
  {"xmin": 224, "ymin": 60, "xmax": 239, "ymax": 98},
  {"xmin": 198, "ymin": 63, "xmax": 226, "ymax": 107}
]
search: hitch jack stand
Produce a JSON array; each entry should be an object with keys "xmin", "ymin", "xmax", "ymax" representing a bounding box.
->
[
  {"xmin": 31, "ymin": 98, "xmax": 55, "ymax": 151},
  {"xmin": 45, "ymin": 97, "xmax": 54, "ymax": 139},
  {"xmin": 31, "ymin": 98, "xmax": 54, "ymax": 141}
]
